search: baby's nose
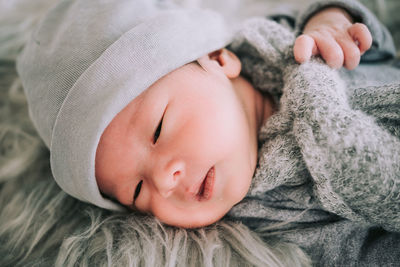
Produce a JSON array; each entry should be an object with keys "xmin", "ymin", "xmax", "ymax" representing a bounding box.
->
[{"xmin": 152, "ymin": 159, "xmax": 185, "ymax": 198}]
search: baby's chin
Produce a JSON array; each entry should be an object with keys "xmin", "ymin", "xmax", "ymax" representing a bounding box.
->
[
  {"xmin": 161, "ymin": 212, "xmax": 227, "ymax": 229},
  {"xmin": 156, "ymin": 203, "xmax": 235, "ymax": 229},
  {"xmin": 151, "ymin": 170, "xmax": 253, "ymax": 229}
]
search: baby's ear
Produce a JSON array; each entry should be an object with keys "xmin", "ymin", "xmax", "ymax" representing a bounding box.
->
[{"xmin": 200, "ymin": 48, "xmax": 241, "ymax": 79}]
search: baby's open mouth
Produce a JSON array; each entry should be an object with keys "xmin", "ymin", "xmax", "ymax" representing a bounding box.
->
[{"xmin": 196, "ymin": 167, "xmax": 215, "ymax": 201}]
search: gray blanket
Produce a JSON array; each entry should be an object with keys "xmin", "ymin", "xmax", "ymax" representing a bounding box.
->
[{"xmin": 227, "ymin": 2, "xmax": 400, "ymax": 265}]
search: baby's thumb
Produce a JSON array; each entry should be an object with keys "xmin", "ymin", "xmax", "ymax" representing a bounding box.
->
[{"xmin": 294, "ymin": 34, "xmax": 317, "ymax": 63}]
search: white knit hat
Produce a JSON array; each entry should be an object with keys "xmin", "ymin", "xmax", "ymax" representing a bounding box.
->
[{"xmin": 16, "ymin": 0, "xmax": 232, "ymax": 210}]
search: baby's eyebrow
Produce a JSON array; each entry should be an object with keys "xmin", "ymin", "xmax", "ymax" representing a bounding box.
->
[
  {"xmin": 186, "ymin": 60, "xmax": 207, "ymax": 73},
  {"xmin": 193, "ymin": 60, "xmax": 207, "ymax": 72}
]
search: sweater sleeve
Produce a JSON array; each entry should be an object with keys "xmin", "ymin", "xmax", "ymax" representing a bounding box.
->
[
  {"xmin": 294, "ymin": 0, "xmax": 396, "ymax": 61},
  {"xmin": 281, "ymin": 60, "xmax": 400, "ymax": 232}
]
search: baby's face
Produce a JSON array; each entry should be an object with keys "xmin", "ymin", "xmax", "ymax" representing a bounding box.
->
[{"xmin": 95, "ymin": 50, "xmax": 260, "ymax": 228}]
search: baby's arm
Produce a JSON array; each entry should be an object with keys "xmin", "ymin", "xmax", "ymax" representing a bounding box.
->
[{"xmin": 294, "ymin": 7, "xmax": 372, "ymax": 70}]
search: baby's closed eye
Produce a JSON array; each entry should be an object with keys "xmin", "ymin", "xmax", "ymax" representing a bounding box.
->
[
  {"xmin": 153, "ymin": 114, "xmax": 163, "ymax": 143},
  {"xmin": 133, "ymin": 180, "xmax": 143, "ymax": 201}
]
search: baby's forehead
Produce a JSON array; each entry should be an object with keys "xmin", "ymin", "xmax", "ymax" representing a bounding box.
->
[{"xmin": 146, "ymin": 61, "xmax": 207, "ymax": 91}]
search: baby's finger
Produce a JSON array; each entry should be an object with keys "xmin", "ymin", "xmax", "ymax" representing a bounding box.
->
[
  {"xmin": 348, "ymin": 23, "xmax": 372, "ymax": 54},
  {"xmin": 338, "ymin": 38, "xmax": 360, "ymax": 70},
  {"xmin": 313, "ymin": 34, "xmax": 344, "ymax": 69},
  {"xmin": 294, "ymin": 34, "xmax": 317, "ymax": 63}
]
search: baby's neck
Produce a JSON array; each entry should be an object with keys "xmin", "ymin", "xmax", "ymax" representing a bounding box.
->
[
  {"xmin": 232, "ymin": 75, "xmax": 276, "ymax": 134},
  {"xmin": 259, "ymin": 91, "xmax": 276, "ymax": 130},
  {"xmin": 230, "ymin": 74, "xmax": 276, "ymax": 176}
]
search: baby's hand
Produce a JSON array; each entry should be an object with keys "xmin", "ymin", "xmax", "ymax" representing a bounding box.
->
[{"xmin": 294, "ymin": 7, "xmax": 372, "ymax": 70}]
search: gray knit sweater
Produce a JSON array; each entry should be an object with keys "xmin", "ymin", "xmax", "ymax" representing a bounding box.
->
[{"xmin": 227, "ymin": 0, "xmax": 400, "ymax": 266}]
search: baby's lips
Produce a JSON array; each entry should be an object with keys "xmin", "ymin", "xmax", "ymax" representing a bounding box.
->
[
  {"xmin": 185, "ymin": 172, "xmax": 208, "ymax": 199},
  {"xmin": 200, "ymin": 167, "xmax": 215, "ymax": 201},
  {"xmin": 185, "ymin": 166, "xmax": 214, "ymax": 201}
]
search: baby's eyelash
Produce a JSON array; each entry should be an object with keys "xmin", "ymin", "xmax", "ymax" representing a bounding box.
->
[
  {"xmin": 153, "ymin": 116, "xmax": 163, "ymax": 143},
  {"xmin": 133, "ymin": 180, "xmax": 143, "ymax": 201}
]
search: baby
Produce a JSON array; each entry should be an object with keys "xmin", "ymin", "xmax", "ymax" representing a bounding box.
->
[
  {"xmin": 17, "ymin": 0, "xmax": 398, "ymax": 233},
  {"xmin": 95, "ymin": 5, "xmax": 372, "ymax": 228}
]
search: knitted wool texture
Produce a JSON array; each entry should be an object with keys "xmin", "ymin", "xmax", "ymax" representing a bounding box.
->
[{"xmin": 228, "ymin": 18, "xmax": 400, "ymax": 232}]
